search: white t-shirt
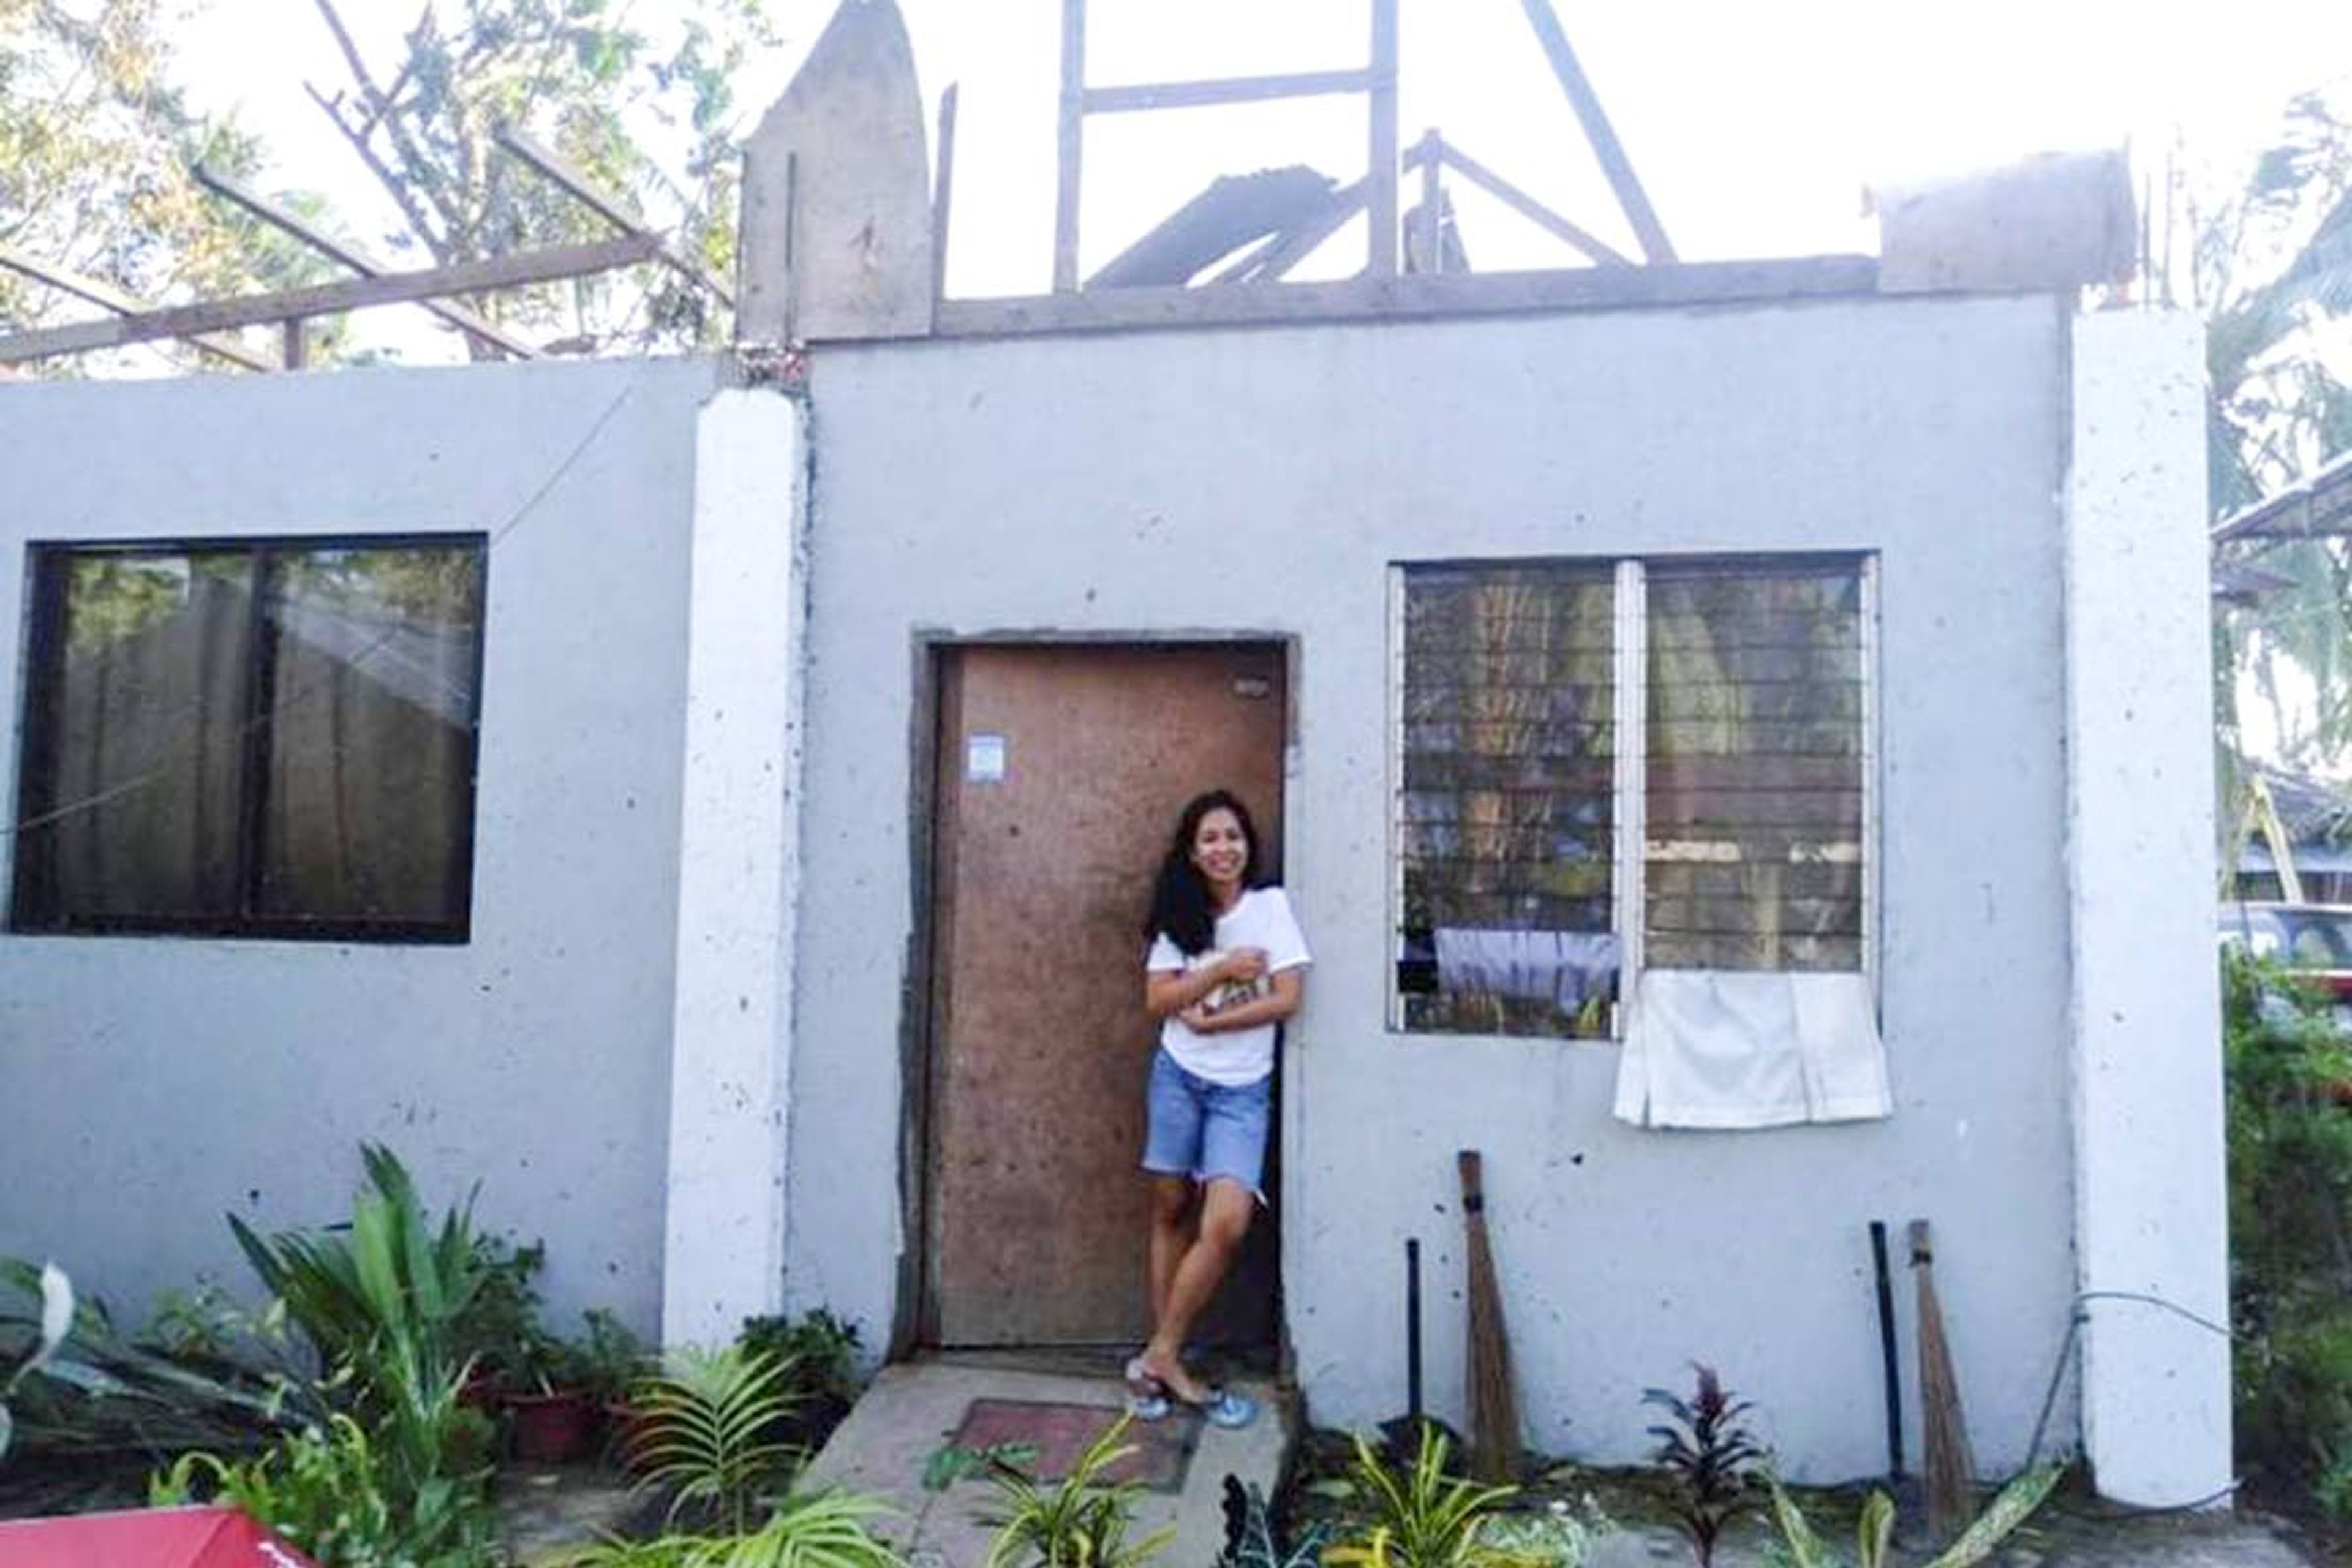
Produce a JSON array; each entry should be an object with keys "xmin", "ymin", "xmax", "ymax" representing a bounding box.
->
[{"xmin": 1145, "ymin": 886, "xmax": 1312, "ymax": 1085}]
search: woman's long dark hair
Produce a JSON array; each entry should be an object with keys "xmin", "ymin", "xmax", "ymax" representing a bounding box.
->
[{"xmin": 1144, "ymin": 790, "xmax": 1264, "ymax": 956}]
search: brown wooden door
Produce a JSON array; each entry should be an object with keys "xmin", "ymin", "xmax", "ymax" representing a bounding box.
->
[{"xmin": 925, "ymin": 644, "xmax": 1287, "ymax": 1348}]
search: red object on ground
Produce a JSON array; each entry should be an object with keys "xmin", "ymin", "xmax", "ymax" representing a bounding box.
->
[{"xmin": 0, "ymin": 1506, "xmax": 320, "ymax": 1568}]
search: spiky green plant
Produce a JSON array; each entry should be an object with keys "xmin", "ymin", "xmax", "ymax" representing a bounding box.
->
[
  {"xmin": 981, "ymin": 1414, "xmax": 1172, "ymax": 1568},
  {"xmin": 631, "ymin": 1346, "xmax": 804, "ymax": 1534},
  {"xmin": 565, "ymin": 1487, "xmax": 904, "ymax": 1568},
  {"xmin": 1324, "ymin": 1425, "xmax": 1522, "ymax": 1568},
  {"xmin": 1764, "ymin": 1463, "xmax": 2062, "ymax": 1568}
]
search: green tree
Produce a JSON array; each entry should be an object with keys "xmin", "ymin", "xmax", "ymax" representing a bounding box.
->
[
  {"xmin": 0, "ymin": 0, "xmax": 336, "ymax": 371},
  {"xmin": 2204, "ymin": 85, "xmax": 2352, "ymax": 772},
  {"xmin": 303, "ymin": 0, "xmax": 772, "ymax": 355}
]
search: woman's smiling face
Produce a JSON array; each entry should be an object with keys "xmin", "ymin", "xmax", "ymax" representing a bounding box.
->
[{"xmin": 1189, "ymin": 807, "xmax": 1250, "ymax": 895}]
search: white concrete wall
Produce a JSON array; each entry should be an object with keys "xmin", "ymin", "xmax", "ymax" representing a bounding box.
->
[
  {"xmin": 2062, "ymin": 308, "xmax": 2233, "ymax": 1504},
  {"xmin": 662, "ymin": 388, "xmax": 809, "ymax": 1348},
  {"xmin": 0, "ymin": 355, "xmax": 727, "ymax": 1339},
  {"xmin": 792, "ymin": 295, "xmax": 2086, "ymax": 1478}
]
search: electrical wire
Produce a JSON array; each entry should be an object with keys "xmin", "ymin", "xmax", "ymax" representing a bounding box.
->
[{"xmin": 2, "ymin": 370, "xmax": 647, "ymax": 845}]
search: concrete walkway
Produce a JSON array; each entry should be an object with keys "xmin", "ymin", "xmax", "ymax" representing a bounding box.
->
[{"xmin": 800, "ymin": 1361, "xmax": 1290, "ymax": 1568}]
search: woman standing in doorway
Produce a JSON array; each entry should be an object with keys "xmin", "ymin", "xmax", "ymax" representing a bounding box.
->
[{"xmin": 1125, "ymin": 789, "xmax": 1310, "ymax": 1430}]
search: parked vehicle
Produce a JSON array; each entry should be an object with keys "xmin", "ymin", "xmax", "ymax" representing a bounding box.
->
[{"xmin": 2219, "ymin": 902, "xmax": 2352, "ymax": 1028}]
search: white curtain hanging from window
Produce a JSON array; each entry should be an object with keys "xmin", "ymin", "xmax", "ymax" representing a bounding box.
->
[{"xmin": 1611, "ymin": 969, "xmax": 1890, "ymax": 1129}]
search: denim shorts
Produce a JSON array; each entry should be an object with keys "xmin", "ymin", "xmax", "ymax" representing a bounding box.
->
[{"xmin": 1142, "ymin": 1048, "xmax": 1272, "ymax": 1198}]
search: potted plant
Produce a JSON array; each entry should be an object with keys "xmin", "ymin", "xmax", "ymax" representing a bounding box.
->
[
  {"xmin": 737, "ymin": 1308, "xmax": 862, "ymax": 1453},
  {"xmin": 501, "ymin": 1326, "xmax": 600, "ymax": 1464},
  {"xmin": 573, "ymin": 1307, "xmax": 654, "ymax": 1468}
]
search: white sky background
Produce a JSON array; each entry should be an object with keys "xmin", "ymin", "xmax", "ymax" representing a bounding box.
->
[{"xmin": 176, "ymin": 0, "xmax": 2352, "ymax": 317}]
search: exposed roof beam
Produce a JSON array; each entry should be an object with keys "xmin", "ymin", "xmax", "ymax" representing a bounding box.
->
[
  {"xmin": 1517, "ymin": 0, "xmax": 1675, "ymax": 263},
  {"xmin": 0, "ymin": 241, "xmax": 277, "ymax": 371},
  {"xmin": 194, "ymin": 164, "xmax": 539, "ymax": 359},
  {"xmin": 0, "ymin": 236, "xmax": 659, "ymax": 364},
  {"xmin": 492, "ymin": 123, "xmax": 735, "ymax": 310}
]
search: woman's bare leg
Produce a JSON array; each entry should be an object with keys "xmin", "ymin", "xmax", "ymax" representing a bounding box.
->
[
  {"xmin": 1139, "ymin": 1178, "xmax": 1254, "ymax": 1403},
  {"xmin": 1147, "ymin": 1176, "xmax": 1193, "ymax": 1328}
]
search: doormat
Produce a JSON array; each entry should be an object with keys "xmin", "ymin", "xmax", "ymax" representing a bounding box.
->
[{"xmin": 946, "ymin": 1398, "xmax": 1199, "ymax": 1494}]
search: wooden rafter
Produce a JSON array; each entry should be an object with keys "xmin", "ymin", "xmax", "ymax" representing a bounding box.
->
[
  {"xmin": 0, "ymin": 242, "xmax": 276, "ymax": 372},
  {"xmin": 193, "ymin": 164, "xmax": 539, "ymax": 360},
  {"xmin": 0, "ymin": 236, "xmax": 658, "ymax": 366},
  {"xmin": 491, "ymin": 124, "xmax": 736, "ymax": 310}
]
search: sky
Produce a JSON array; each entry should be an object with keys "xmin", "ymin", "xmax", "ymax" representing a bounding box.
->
[{"xmin": 169, "ymin": 0, "xmax": 2352, "ymax": 338}]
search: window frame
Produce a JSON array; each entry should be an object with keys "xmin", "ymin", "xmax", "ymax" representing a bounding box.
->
[
  {"xmin": 1387, "ymin": 549, "xmax": 1879, "ymax": 1038},
  {"xmin": 9, "ymin": 532, "xmax": 491, "ymax": 944}
]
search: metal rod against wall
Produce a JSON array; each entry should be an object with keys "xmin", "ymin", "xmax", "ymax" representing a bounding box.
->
[
  {"xmin": 1054, "ymin": 0, "xmax": 1085, "ymax": 293},
  {"xmin": 1406, "ymin": 1235, "xmax": 1424, "ymax": 1419},
  {"xmin": 1366, "ymin": 0, "xmax": 1400, "ymax": 279}
]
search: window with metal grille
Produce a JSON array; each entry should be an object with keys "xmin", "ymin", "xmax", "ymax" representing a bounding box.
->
[
  {"xmin": 10, "ymin": 536, "xmax": 488, "ymax": 941},
  {"xmin": 1393, "ymin": 554, "xmax": 1872, "ymax": 1038}
]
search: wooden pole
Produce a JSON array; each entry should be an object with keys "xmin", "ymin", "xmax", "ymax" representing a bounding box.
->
[
  {"xmin": 1516, "ymin": 0, "xmax": 1676, "ymax": 262},
  {"xmin": 1415, "ymin": 128, "xmax": 1443, "ymax": 273},
  {"xmin": 1054, "ymin": 0, "xmax": 1085, "ymax": 292},
  {"xmin": 0, "ymin": 236, "xmax": 660, "ymax": 365},
  {"xmin": 1366, "ymin": 0, "xmax": 1400, "ymax": 278},
  {"xmin": 1431, "ymin": 141, "xmax": 1632, "ymax": 267},
  {"xmin": 0, "ymin": 241, "xmax": 276, "ymax": 372},
  {"xmin": 933, "ymin": 84, "xmax": 960, "ymax": 308},
  {"xmin": 282, "ymin": 318, "xmax": 307, "ymax": 369},
  {"xmin": 194, "ymin": 164, "xmax": 538, "ymax": 358}
]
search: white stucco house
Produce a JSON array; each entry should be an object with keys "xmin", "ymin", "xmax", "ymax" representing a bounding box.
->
[{"xmin": 0, "ymin": 10, "xmax": 2227, "ymax": 1511}]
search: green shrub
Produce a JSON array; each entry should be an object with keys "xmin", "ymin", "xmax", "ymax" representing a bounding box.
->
[
  {"xmin": 981, "ymin": 1414, "xmax": 1170, "ymax": 1568},
  {"xmin": 631, "ymin": 1346, "xmax": 803, "ymax": 1534},
  {"xmin": 1324, "ymin": 1425, "xmax": 1523, "ymax": 1568},
  {"xmin": 2225, "ymin": 949, "xmax": 2352, "ymax": 1515},
  {"xmin": 153, "ymin": 1412, "xmax": 497, "ymax": 1568}
]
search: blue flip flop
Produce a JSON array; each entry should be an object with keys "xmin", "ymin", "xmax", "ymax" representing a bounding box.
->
[
  {"xmin": 1185, "ymin": 1386, "xmax": 1258, "ymax": 1430},
  {"xmin": 1122, "ymin": 1357, "xmax": 1172, "ymax": 1421}
]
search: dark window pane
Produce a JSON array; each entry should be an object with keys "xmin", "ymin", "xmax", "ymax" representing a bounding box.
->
[
  {"xmin": 25, "ymin": 551, "xmax": 254, "ymax": 923},
  {"xmin": 1397, "ymin": 562, "xmax": 1619, "ymax": 1038},
  {"xmin": 257, "ymin": 547, "xmax": 483, "ymax": 925},
  {"xmin": 10, "ymin": 537, "xmax": 485, "ymax": 941},
  {"xmin": 1644, "ymin": 560, "xmax": 1865, "ymax": 972}
]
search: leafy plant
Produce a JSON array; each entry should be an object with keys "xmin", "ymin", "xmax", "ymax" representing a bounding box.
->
[
  {"xmin": 578, "ymin": 1307, "xmax": 654, "ymax": 1404},
  {"xmin": 1218, "ymin": 1474, "xmax": 1325, "ymax": 1568},
  {"xmin": 924, "ymin": 1440, "xmax": 1039, "ymax": 1492},
  {"xmin": 1325, "ymin": 1425, "xmax": 1520, "ymax": 1568},
  {"xmin": 0, "ymin": 1262, "xmax": 73, "ymax": 1463},
  {"xmin": 981, "ymin": 1414, "xmax": 1172, "ymax": 1568},
  {"xmin": 740, "ymin": 1309, "xmax": 864, "ymax": 1406},
  {"xmin": 153, "ymin": 1411, "xmax": 498, "ymax": 1568},
  {"xmin": 450, "ymin": 1233, "xmax": 549, "ymax": 1393},
  {"xmin": 1763, "ymin": 1462, "xmax": 2062, "ymax": 1568},
  {"xmin": 565, "ymin": 1487, "xmax": 904, "ymax": 1568},
  {"xmin": 228, "ymin": 1143, "xmax": 486, "ymax": 1408},
  {"xmin": 222, "ymin": 1146, "xmax": 496, "ymax": 1534},
  {"xmin": 1642, "ymin": 1365, "xmax": 1762, "ymax": 1567},
  {"xmin": 2223, "ymin": 949, "xmax": 2352, "ymax": 1517},
  {"xmin": 0, "ymin": 1259, "xmax": 312, "ymax": 1468},
  {"xmin": 632, "ymin": 1346, "xmax": 804, "ymax": 1534}
]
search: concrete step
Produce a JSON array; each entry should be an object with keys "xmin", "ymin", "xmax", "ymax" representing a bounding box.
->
[{"xmin": 802, "ymin": 1361, "xmax": 1291, "ymax": 1567}]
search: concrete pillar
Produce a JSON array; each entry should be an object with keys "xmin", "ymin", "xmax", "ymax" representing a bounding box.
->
[
  {"xmin": 2063, "ymin": 306, "xmax": 2233, "ymax": 1505},
  {"xmin": 660, "ymin": 385, "xmax": 809, "ymax": 1348}
]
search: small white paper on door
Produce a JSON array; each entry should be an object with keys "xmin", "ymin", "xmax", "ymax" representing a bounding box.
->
[{"xmin": 966, "ymin": 733, "xmax": 1007, "ymax": 783}]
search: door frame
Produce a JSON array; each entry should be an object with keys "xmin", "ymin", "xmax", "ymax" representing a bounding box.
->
[{"xmin": 895, "ymin": 630, "xmax": 1300, "ymax": 1360}]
